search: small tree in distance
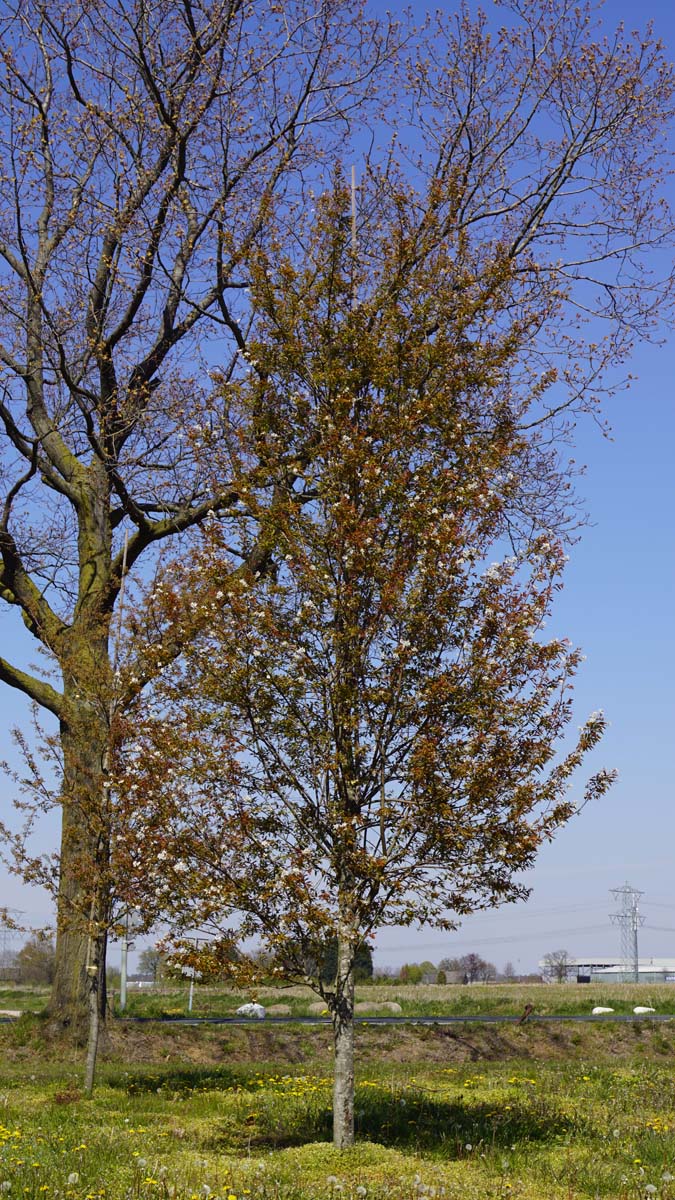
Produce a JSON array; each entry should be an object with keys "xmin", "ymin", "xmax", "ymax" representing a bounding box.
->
[
  {"xmin": 439, "ymin": 957, "xmax": 461, "ymax": 980},
  {"xmin": 319, "ymin": 939, "xmax": 373, "ymax": 986},
  {"xmin": 462, "ymin": 954, "xmax": 498, "ymax": 984},
  {"xmin": 543, "ymin": 949, "xmax": 575, "ymax": 983},
  {"xmin": 440, "ymin": 953, "xmax": 497, "ymax": 983},
  {"xmin": 399, "ymin": 965, "xmax": 425, "ymax": 984},
  {"xmin": 137, "ymin": 948, "xmax": 165, "ymax": 984},
  {"xmin": 16, "ymin": 934, "xmax": 56, "ymax": 986}
]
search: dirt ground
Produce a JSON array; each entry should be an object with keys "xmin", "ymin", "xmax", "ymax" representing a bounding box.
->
[
  {"xmin": 103, "ymin": 1017, "xmax": 675, "ymax": 1068},
  {"xmin": 3, "ymin": 1012, "xmax": 675, "ymax": 1071}
]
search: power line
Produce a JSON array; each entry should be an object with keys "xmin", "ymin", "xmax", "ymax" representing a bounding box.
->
[
  {"xmin": 477, "ymin": 900, "xmax": 609, "ymax": 916},
  {"xmin": 376, "ymin": 924, "xmax": 611, "ymax": 953},
  {"xmin": 372, "ymin": 888, "xmax": 675, "ymax": 962}
]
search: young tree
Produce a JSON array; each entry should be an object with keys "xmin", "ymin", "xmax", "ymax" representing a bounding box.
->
[
  {"xmin": 107, "ymin": 84, "xmax": 673, "ymax": 1135},
  {"xmin": 0, "ymin": 0, "xmax": 394, "ymax": 1030},
  {"xmin": 117, "ymin": 300, "xmax": 607, "ymax": 1136}
]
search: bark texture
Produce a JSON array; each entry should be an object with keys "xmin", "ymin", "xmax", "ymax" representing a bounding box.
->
[
  {"xmin": 332, "ymin": 924, "xmax": 356, "ymax": 1149},
  {"xmin": 50, "ymin": 631, "xmax": 112, "ymax": 1030}
]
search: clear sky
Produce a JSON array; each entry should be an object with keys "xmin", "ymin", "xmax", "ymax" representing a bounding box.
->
[
  {"xmin": 372, "ymin": 0, "xmax": 675, "ymax": 972},
  {"xmin": 0, "ymin": 0, "xmax": 674, "ymax": 977}
]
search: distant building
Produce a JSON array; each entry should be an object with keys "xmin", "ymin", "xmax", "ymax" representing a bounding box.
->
[
  {"xmin": 126, "ymin": 975, "xmax": 156, "ymax": 988},
  {"xmin": 538, "ymin": 956, "xmax": 675, "ymax": 984}
]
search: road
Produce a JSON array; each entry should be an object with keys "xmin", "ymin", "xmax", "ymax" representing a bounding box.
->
[
  {"xmin": 2, "ymin": 1012, "xmax": 673, "ymax": 1025},
  {"xmin": 109, "ymin": 1012, "xmax": 675, "ymax": 1026}
]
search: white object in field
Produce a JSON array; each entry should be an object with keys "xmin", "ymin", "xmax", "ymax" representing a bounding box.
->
[
  {"xmin": 633, "ymin": 1006, "xmax": 656, "ymax": 1014},
  {"xmin": 236, "ymin": 1002, "xmax": 266, "ymax": 1019},
  {"xmin": 591, "ymin": 1006, "xmax": 614, "ymax": 1014}
]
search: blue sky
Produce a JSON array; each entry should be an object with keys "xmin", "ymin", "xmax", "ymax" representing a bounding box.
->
[
  {"xmin": 373, "ymin": 0, "xmax": 675, "ymax": 971},
  {"xmin": 1, "ymin": 0, "xmax": 674, "ymax": 976}
]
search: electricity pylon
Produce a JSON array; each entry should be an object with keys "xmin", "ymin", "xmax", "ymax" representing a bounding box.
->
[{"xmin": 610, "ymin": 883, "xmax": 645, "ymax": 983}]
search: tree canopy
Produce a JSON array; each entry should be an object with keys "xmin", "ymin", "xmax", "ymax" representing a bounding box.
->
[
  {"xmin": 0, "ymin": 0, "xmax": 674, "ymax": 1109},
  {"xmin": 115, "ymin": 165, "xmax": 623, "ymax": 1143}
]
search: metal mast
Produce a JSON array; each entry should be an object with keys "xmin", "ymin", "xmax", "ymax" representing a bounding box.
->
[
  {"xmin": 0, "ymin": 910, "xmax": 23, "ymax": 979},
  {"xmin": 610, "ymin": 883, "xmax": 645, "ymax": 982}
]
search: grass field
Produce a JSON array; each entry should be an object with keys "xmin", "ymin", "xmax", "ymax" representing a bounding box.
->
[
  {"xmin": 2, "ymin": 984, "xmax": 675, "ymax": 1198},
  {"xmin": 5, "ymin": 981, "xmax": 675, "ymax": 1021},
  {"xmin": 113, "ymin": 981, "xmax": 675, "ymax": 1020}
]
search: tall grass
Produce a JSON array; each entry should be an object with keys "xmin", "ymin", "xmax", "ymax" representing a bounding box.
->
[
  {"xmin": 5, "ymin": 978, "xmax": 675, "ymax": 1021},
  {"xmin": 105, "ymin": 981, "xmax": 675, "ymax": 1020}
]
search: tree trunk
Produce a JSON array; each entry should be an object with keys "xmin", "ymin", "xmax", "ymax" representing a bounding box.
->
[
  {"xmin": 84, "ymin": 925, "xmax": 107, "ymax": 1094},
  {"xmin": 332, "ymin": 924, "xmax": 356, "ymax": 1149},
  {"xmin": 50, "ymin": 662, "xmax": 111, "ymax": 1034},
  {"xmin": 50, "ymin": 798, "xmax": 93, "ymax": 1032}
]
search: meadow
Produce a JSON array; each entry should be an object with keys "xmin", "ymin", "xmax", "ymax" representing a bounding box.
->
[
  {"xmin": 2, "ymin": 984, "xmax": 675, "ymax": 1199},
  {"xmin": 6, "ymin": 981, "xmax": 675, "ymax": 1022}
]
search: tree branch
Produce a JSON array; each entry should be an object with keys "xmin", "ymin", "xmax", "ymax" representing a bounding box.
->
[
  {"xmin": 0, "ymin": 655, "xmax": 63, "ymax": 717},
  {"xmin": 0, "ymin": 523, "xmax": 68, "ymax": 651}
]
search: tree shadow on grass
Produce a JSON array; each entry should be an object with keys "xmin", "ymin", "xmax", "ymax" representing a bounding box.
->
[
  {"xmin": 107, "ymin": 1063, "xmax": 254, "ymax": 1096},
  {"xmin": 206, "ymin": 1085, "xmax": 586, "ymax": 1157},
  {"xmin": 111, "ymin": 1065, "xmax": 588, "ymax": 1158},
  {"xmin": 355, "ymin": 1089, "xmax": 583, "ymax": 1156}
]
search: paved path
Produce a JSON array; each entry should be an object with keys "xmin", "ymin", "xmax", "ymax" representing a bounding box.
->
[
  {"xmin": 2, "ymin": 1012, "xmax": 673, "ymax": 1025},
  {"xmin": 119, "ymin": 1012, "xmax": 675, "ymax": 1026}
]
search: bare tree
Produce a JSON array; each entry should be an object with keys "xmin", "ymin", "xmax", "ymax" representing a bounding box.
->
[
  {"xmin": 0, "ymin": 0, "xmax": 395, "ymax": 1032},
  {"xmin": 137, "ymin": 947, "xmax": 165, "ymax": 983},
  {"xmin": 457, "ymin": 954, "xmax": 497, "ymax": 984},
  {"xmin": 542, "ymin": 949, "xmax": 574, "ymax": 983}
]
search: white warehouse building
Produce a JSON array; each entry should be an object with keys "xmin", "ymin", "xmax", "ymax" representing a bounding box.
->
[{"xmin": 538, "ymin": 957, "xmax": 675, "ymax": 984}]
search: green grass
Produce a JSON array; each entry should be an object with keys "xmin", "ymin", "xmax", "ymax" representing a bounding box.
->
[
  {"xmin": 110, "ymin": 979, "xmax": 675, "ymax": 1017},
  {"xmin": 2, "ymin": 1015, "xmax": 675, "ymax": 1199},
  {"xmin": 0, "ymin": 984, "xmax": 49, "ymax": 1013},
  {"xmin": 7, "ymin": 979, "xmax": 675, "ymax": 1021},
  {"xmin": 103, "ymin": 980, "xmax": 675, "ymax": 1021}
]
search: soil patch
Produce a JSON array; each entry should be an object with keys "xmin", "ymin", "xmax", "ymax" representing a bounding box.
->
[
  {"xmin": 3, "ymin": 1015, "xmax": 674, "ymax": 1073},
  {"xmin": 105, "ymin": 1017, "xmax": 675, "ymax": 1071}
]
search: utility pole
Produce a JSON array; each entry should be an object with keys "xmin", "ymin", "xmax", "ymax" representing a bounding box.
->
[
  {"xmin": 0, "ymin": 910, "xmax": 23, "ymax": 980},
  {"xmin": 188, "ymin": 937, "xmax": 200, "ymax": 1013},
  {"xmin": 610, "ymin": 883, "xmax": 645, "ymax": 982},
  {"xmin": 119, "ymin": 912, "xmax": 129, "ymax": 1012}
]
